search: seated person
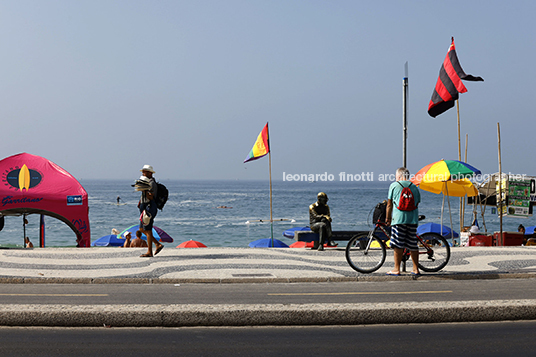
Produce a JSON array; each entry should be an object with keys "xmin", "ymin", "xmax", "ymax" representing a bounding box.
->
[
  {"xmin": 131, "ymin": 230, "xmax": 148, "ymax": 248},
  {"xmin": 309, "ymin": 192, "xmax": 335, "ymax": 251},
  {"xmin": 122, "ymin": 231, "xmax": 132, "ymax": 248},
  {"xmin": 518, "ymin": 224, "xmax": 528, "ymax": 245},
  {"xmin": 24, "ymin": 237, "xmax": 33, "ymax": 248}
]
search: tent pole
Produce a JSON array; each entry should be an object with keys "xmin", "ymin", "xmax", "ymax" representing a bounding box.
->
[
  {"xmin": 446, "ymin": 184, "xmax": 455, "ymax": 245},
  {"xmin": 461, "ymin": 133, "xmax": 468, "ymax": 230},
  {"xmin": 39, "ymin": 214, "xmax": 45, "ymax": 248},
  {"xmin": 23, "ymin": 214, "xmax": 26, "ymax": 247}
]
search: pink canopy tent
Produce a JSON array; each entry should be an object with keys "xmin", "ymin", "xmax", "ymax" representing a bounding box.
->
[{"xmin": 0, "ymin": 153, "xmax": 90, "ymax": 247}]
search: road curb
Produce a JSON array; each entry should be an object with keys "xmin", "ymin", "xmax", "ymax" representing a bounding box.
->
[
  {"xmin": 1, "ymin": 272, "xmax": 536, "ymax": 284},
  {"xmin": 1, "ymin": 300, "xmax": 536, "ymax": 327}
]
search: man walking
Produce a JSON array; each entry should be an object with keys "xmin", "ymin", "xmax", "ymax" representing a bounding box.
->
[
  {"xmin": 385, "ymin": 167, "xmax": 421, "ymax": 276},
  {"xmin": 137, "ymin": 164, "xmax": 163, "ymax": 257}
]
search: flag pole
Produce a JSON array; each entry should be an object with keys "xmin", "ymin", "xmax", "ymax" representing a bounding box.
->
[
  {"xmin": 457, "ymin": 99, "xmax": 463, "ymax": 236},
  {"xmin": 268, "ymin": 150, "xmax": 274, "ymax": 246},
  {"xmin": 403, "ymin": 62, "xmax": 408, "ymax": 168}
]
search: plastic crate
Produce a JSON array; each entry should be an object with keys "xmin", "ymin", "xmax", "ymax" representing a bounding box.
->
[
  {"xmin": 468, "ymin": 235, "xmax": 493, "ymax": 246},
  {"xmin": 493, "ymin": 232, "xmax": 524, "ymax": 246}
]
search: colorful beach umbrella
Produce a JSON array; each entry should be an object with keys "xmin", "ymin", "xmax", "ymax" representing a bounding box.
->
[
  {"xmin": 412, "ymin": 159, "xmax": 481, "ymax": 185},
  {"xmin": 415, "ymin": 178, "xmax": 478, "ymax": 197},
  {"xmin": 411, "ymin": 160, "xmax": 481, "ymax": 242},
  {"xmin": 117, "ymin": 225, "xmax": 174, "ymax": 243},
  {"xmin": 177, "ymin": 240, "xmax": 207, "ymax": 248},
  {"xmin": 411, "ymin": 160, "xmax": 480, "ymax": 197}
]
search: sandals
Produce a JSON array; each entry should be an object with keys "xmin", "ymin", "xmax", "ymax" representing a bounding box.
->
[
  {"xmin": 386, "ymin": 271, "xmax": 401, "ymax": 276},
  {"xmin": 140, "ymin": 246, "xmax": 163, "ymax": 258}
]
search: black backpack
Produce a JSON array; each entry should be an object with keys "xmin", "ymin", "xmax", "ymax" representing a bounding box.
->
[
  {"xmin": 372, "ymin": 200, "xmax": 387, "ymax": 224},
  {"xmin": 155, "ymin": 182, "xmax": 169, "ymax": 210}
]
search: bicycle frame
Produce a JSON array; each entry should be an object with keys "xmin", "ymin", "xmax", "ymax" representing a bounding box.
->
[
  {"xmin": 369, "ymin": 221, "xmax": 435, "ymax": 257},
  {"xmin": 346, "ymin": 219, "xmax": 450, "ymax": 274}
]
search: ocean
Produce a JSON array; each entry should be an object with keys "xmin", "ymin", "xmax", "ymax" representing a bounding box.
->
[{"xmin": 0, "ymin": 180, "xmax": 531, "ymax": 248}]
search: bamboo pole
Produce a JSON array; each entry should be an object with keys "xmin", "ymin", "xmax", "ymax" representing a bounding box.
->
[
  {"xmin": 497, "ymin": 122, "xmax": 503, "ymax": 242},
  {"xmin": 461, "ymin": 133, "xmax": 468, "ymax": 229}
]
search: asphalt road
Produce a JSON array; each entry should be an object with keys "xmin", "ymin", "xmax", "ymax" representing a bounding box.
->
[
  {"xmin": 1, "ymin": 278, "xmax": 536, "ymax": 305},
  {"xmin": 1, "ymin": 321, "xmax": 535, "ymax": 357}
]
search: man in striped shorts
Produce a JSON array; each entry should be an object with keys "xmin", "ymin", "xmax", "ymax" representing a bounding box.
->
[{"xmin": 385, "ymin": 167, "xmax": 421, "ymax": 276}]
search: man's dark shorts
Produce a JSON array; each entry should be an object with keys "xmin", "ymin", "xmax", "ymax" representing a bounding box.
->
[{"xmin": 139, "ymin": 201, "xmax": 158, "ymax": 231}]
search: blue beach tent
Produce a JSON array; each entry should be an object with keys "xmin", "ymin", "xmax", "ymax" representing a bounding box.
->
[
  {"xmin": 249, "ymin": 238, "xmax": 289, "ymax": 248},
  {"xmin": 282, "ymin": 227, "xmax": 310, "ymax": 239},
  {"xmin": 417, "ymin": 222, "xmax": 459, "ymax": 238},
  {"xmin": 91, "ymin": 234, "xmax": 124, "ymax": 247}
]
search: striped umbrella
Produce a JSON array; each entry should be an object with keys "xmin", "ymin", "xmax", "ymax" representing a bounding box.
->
[
  {"xmin": 411, "ymin": 160, "xmax": 481, "ymax": 242},
  {"xmin": 412, "ymin": 159, "xmax": 481, "ymax": 186}
]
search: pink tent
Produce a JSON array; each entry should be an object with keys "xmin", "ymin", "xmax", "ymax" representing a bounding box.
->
[{"xmin": 0, "ymin": 153, "xmax": 90, "ymax": 247}]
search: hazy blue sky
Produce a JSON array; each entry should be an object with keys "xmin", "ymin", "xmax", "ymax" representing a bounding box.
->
[{"xmin": 0, "ymin": 0, "xmax": 534, "ymax": 181}]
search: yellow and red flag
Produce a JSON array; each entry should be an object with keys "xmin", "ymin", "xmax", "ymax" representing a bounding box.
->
[{"xmin": 244, "ymin": 123, "xmax": 270, "ymax": 163}]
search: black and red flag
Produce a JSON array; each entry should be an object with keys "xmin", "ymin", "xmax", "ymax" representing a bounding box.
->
[{"xmin": 428, "ymin": 38, "xmax": 484, "ymax": 118}]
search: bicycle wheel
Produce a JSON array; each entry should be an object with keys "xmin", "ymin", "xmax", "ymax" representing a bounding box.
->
[
  {"xmin": 417, "ymin": 233, "xmax": 450, "ymax": 272},
  {"xmin": 346, "ymin": 233, "xmax": 386, "ymax": 273}
]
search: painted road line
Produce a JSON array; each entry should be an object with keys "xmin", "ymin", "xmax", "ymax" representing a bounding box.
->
[
  {"xmin": 0, "ymin": 294, "xmax": 109, "ymax": 297},
  {"xmin": 268, "ymin": 291, "xmax": 453, "ymax": 296}
]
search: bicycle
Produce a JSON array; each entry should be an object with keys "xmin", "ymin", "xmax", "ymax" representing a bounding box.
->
[{"xmin": 345, "ymin": 220, "xmax": 450, "ymax": 274}]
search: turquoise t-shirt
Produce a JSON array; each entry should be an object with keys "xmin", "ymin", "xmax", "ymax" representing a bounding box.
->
[{"xmin": 388, "ymin": 180, "xmax": 420, "ymax": 225}]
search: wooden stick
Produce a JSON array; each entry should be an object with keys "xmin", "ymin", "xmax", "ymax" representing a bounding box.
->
[
  {"xmin": 457, "ymin": 100, "xmax": 463, "ymax": 234},
  {"xmin": 497, "ymin": 122, "xmax": 503, "ymax": 241}
]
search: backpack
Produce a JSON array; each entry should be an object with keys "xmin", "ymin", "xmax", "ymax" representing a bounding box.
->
[
  {"xmin": 155, "ymin": 182, "xmax": 169, "ymax": 210},
  {"xmin": 396, "ymin": 182, "xmax": 417, "ymax": 211},
  {"xmin": 372, "ymin": 200, "xmax": 387, "ymax": 224}
]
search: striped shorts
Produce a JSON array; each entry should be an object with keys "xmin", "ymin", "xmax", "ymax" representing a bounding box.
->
[{"xmin": 390, "ymin": 224, "xmax": 418, "ymax": 251}]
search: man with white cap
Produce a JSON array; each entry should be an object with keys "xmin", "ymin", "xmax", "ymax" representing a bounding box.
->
[{"xmin": 138, "ymin": 164, "xmax": 163, "ymax": 257}]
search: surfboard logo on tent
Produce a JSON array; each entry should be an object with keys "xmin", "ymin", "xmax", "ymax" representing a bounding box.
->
[{"xmin": 2, "ymin": 164, "xmax": 43, "ymax": 191}]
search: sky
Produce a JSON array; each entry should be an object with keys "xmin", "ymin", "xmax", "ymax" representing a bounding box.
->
[{"xmin": 0, "ymin": 0, "xmax": 534, "ymax": 181}]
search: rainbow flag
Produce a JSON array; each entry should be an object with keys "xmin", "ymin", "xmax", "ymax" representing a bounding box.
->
[{"xmin": 244, "ymin": 123, "xmax": 270, "ymax": 163}]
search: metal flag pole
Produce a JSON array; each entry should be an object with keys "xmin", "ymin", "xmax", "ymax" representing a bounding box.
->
[
  {"xmin": 268, "ymin": 149, "xmax": 274, "ymax": 246},
  {"xmin": 403, "ymin": 62, "xmax": 408, "ymax": 168}
]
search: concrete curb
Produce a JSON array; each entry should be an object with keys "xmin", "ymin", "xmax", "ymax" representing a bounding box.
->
[
  {"xmin": 1, "ymin": 300, "xmax": 536, "ymax": 327},
  {"xmin": 1, "ymin": 271, "xmax": 536, "ymax": 284}
]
